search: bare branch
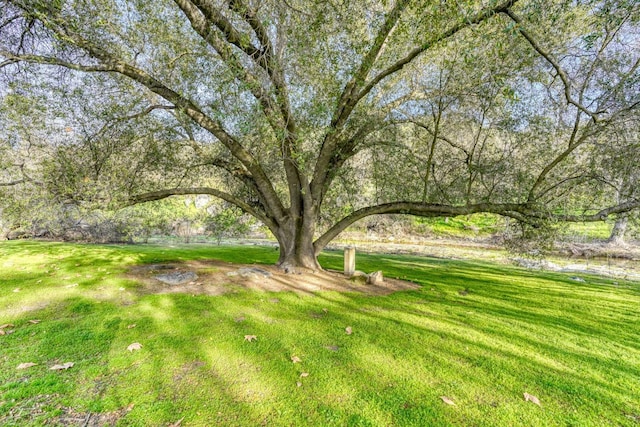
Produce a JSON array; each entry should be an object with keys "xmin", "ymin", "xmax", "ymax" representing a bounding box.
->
[
  {"xmin": 556, "ymin": 199, "xmax": 640, "ymax": 222},
  {"xmin": 113, "ymin": 104, "xmax": 176, "ymax": 122},
  {"xmin": 504, "ymin": 8, "xmax": 600, "ymax": 121},
  {"xmin": 0, "ymin": 51, "xmax": 111, "ymax": 72}
]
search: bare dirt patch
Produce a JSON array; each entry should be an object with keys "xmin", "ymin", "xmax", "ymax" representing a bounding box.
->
[{"xmin": 126, "ymin": 260, "xmax": 419, "ymax": 296}]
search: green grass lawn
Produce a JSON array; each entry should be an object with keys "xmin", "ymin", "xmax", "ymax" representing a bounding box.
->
[{"xmin": 1, "ymin": 241, "xmax": 639, "ymax": 426}]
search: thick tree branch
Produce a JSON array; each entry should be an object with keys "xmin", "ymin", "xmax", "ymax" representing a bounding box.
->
[
  {"xmin": 226, "ymin": 0, "xmax": 307, "ymax": 219},
  {"xmin": 329, "ymin": 0, "xmax": 410, "ymax": 132},
  {"xmin": 174, "ymin": 0, "xmax": 304, "ymax": 219},
  {"xmin": 2, "ymin": 5, "xmax": 288, "ymax": 224},
  {"xmin": 190, "ymin": 0, "xmax": 264, "ymax": 61},
  {"xmin": 313, "ymin": 199, "xmax": 640, "ymax": 253},
  {"xmin": 359, "ymin": 0, "xmax": 519, "ymax": 103},
  {"xmin": 131, "ymin": 187, "xmax": 277, "ymax": 231},
  {"xmin": 228, "ymin": 0, "xmax": 273, "ymax": 57},
  {"xmin": 314, "ymin": 202, "xmax": 530, "ymax": 253},
  {"xmin": 172, "ymin": 0, "xmax": 282, "ymax": 126},
  {"xmin": 312, "ymin": 0, "xmax": 519, "ymax": 202}
]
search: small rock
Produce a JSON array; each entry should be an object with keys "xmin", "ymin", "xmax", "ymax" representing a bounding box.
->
[
  {"xmin": 367, "ymin": 271, "xmax": 384, "ymax": 285},
  {"xmin": 155, "ymin": 271, "xmax": 198, "ymax": 285},
  {"xmin": 281, "ymin": 263, "xmax": 297, "ymax": 274},
  {"xmin": 238, "ymin": 267, "xmax": 272, "ymax": 279}
]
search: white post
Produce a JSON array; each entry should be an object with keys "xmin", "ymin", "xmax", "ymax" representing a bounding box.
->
[{"xmin": 344, "ymin": 247, "xmax": 355, "ymax": 276}]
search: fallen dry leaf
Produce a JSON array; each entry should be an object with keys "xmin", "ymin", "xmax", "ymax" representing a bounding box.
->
[
  {"xmin": 127, "ymin": 342, "xmax": 143, "ymax": 352},
  {"xmin": 524, "ymin": 392, "xmax": 541, "ymax": 406},
  {"xmin": 440, "ymin": 396, "xmax": 456, "ymax": 406},
  {"xmin": 28, "ymin": 319, "xmax": 41, "ymax": 324},
  {"xmin": 17, "ymin": 362, "xmax": 38, "ymax": 370},
  {"xmin": 300, "ymin": 372, "xmax": 309, "ymax": 378},
  {"xmin": 291, "ymin": 355, "xmax": 302, "ymax": 363},
  {"xmin": 0, "ymin": 323, "xmax": 14, "ymax": 329},
  {"xmin": 127, "ymin": 324, "xmax": 136, "ymax": 329},
  {"xmin": 322, "ymin": 308, "xmax": 328, "ymax": 313},
  {"xmin": 345, "ymin": 326, "xmax": 352, "ymax": 335},
  {"xmin": 50, "ymin": 362, "xmax": 74, "ymax": 371},
  {"xmin": 296, "ymin": 381, "xmax": 302, "ymax": 387},
  {"xmin": 13, "ymin": 288, "xmax": 20, "ymax": 292},
  {"xmin": 168, "ymin": 417, "xmax": 184, "ymax": 427},
  {"xmin": 0, "ymin": 330, "xmax": 5, "ymax": 336},
  {"xmin": 244, "ymin": 335, "xmax": 257, "ymax": 342}
]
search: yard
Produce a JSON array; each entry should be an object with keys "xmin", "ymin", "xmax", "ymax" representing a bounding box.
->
[{"xmin": 1, "ymin": 241, "xmax": 639, "ymax": 426}]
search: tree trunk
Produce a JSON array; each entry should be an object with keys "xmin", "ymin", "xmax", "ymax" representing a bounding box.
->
[
  {"xmin": 274, "ymin": 216, "xmax": 322, "ymax": 271},
  {"xmin": 608, "ymin": 216, "xmax": 628, "ymax": 245}
]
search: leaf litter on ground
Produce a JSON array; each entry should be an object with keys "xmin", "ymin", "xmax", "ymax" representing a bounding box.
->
[
  {"xmin": 524, "ymin": 392, "xmax": 541, "ymax": 406},
  {"xmin": 291, "ymin": 356, "xmax": 302, "ymax": 363},
  {"xmin": 17, "ymin": 362, "xmax": 38, "ymax": 370},
  {"xmin": 345, "ymin": 326, "xmax": 352, "ymax": 335},
  {"xmin": 127, "ymin": 342, "xmax": 143, "ymax": 352},
  {"xmin": 244, "ymin": 335, "xmax": 257, "ymax": 342},
  {"xmin": 50, "ymin": 362, "xmax": 74, "ymax": 371},
  {"xmin": 440, "ymin": 396, "xmax": 456, "ymax": 406}
]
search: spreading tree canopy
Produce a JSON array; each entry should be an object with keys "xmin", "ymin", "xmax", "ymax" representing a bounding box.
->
[{"xmin": 1, "ymin": 0, "xmax": 639, "ymax": 269}]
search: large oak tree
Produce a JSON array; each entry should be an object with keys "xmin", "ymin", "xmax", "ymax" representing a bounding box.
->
[{"xmin": 1, "ymin": 0, "xmax": 639, "ymax": 269}]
